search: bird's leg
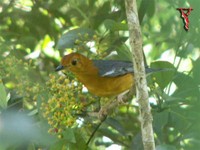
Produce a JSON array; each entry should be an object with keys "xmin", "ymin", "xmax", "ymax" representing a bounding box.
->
[
  {"xmin": 117, "ymin": 90, "xmax": 129, "ymax": 104},
  {"xmin": 98, "ymin": 97, "xmax": 115, "ymax": 120},
  {"xmin": 98, "ymin": 90, "xmax": 131, "ymax": 119}
]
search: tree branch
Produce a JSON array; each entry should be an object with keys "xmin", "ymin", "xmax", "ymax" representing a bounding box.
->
[{"xmin": 125, "ymin": 0, "xmax": 156, "ymax": 150}]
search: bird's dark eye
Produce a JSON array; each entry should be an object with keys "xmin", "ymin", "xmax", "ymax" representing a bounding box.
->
[{"xmin": 71, "ymin": 59, "xmax": 78, "ymax": 66}]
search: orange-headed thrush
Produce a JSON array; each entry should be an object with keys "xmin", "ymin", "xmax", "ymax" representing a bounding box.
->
[{"xmin": 56, "ymin": 53, "xmax": 156, "ymax": 97}]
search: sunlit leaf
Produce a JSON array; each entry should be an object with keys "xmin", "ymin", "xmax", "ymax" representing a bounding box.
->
[{"xmin": 103, "ymin": 19, "xmax": 128, "ymax": 31}]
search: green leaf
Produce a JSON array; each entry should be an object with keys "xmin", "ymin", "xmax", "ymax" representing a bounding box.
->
[
  {"xmin": 50, "ymin": 140, "xmax": 66, "ymax": 150},
  {"xmin": 153, "ymin": 111, "xmax": 169, "ymax": 141},
  {"xmin": 138, "ymin": 0, "xmax": 149, "ymax": 23},
  {"xmin": 98, "ymin": 127, "xmax": 124, "ymax": 145},
  {"xmin": 63, "ymin": 128, "xmax": 76, "ymax": 143},
  {"xmin": 106, "ymin": 117, "xmax": 126, "ymax": 135},
  {"xmin": 49, "ymin": 129, "xmax": 77, "ymax": 150},
  {"xmin": 28, "ymin": 109, "xmax": 38, "ymax": 116},
  {"xmin": 192, "ymin": 58, "xmax": 200, "ymax": 84},
  {"xmin": 68, "ymin": 129, "xmax": 87, "ymax": 150},
  {"xmin": 156, "ymin": 144, "xmax": 177, "ymax": 150},
  {"xmin": 177, "ymin": 45, "xmax": 195, "ymax": 58},
  {"xmin": 172, "ymin": 73, "xmax": 199, "ymax": 98},
  {"xmin": 56, "ymin": 28, "xmax": 95, "ymax": 49},
  {"xmin": 115, "ymin": 44, "xmax": 132, "ymax": 61},
  {"xmin": 0, "ymin": 80, "xmax": 8, "ymax": 109},
  {"xmin": 147, "ymin": 0, "xmax": 155, "ymax": 18},
  {"xmin": 103, "ymin": 19, "xmax": 128, "ymax": 31},
  {"xmin": 131, "ymin": 132, "xmax": 143, "ymax": 150},
  {"xmin": 150, "ymin": 61, "xmax": 175, "ymax": 90},
  {"xmin": 112, "ymin": 22, "xmax": 128, "ymax": 31},
  {"xmin": 103, "ymin": 19, "xmax": 116, "ymax": 30},
  {"xmin": 139, "ymin": 0, "xmax": 155, "ymax": 23}
]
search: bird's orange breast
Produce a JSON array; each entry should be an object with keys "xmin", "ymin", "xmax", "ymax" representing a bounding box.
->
[{"xmin": 75, "ymin": 73, "xmax": 134, "ymax": 97}]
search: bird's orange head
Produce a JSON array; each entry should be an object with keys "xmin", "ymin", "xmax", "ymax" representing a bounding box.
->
[{"xmin": 56, "ymin": 53, "xmax": 96, "ymax": 74}]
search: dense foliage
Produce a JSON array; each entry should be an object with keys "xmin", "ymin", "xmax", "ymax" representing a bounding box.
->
[{"xmin": 0, "ymin": 0, "xmax": 199, "ymax": 150}]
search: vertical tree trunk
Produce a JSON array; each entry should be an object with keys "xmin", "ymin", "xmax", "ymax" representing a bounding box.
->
[{"xmin": 125, "ymin": 0, "xmax": 156, "ymax": 150}]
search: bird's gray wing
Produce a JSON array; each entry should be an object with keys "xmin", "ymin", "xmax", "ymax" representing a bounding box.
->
[{"xmin": 92, "ymin": 60, "xmax": 134, "ymax": 77}]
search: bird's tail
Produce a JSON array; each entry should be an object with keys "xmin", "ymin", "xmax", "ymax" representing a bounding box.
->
[{"xmin": 145, "ymin": 67, "xmax": 175, "ymax": 74}]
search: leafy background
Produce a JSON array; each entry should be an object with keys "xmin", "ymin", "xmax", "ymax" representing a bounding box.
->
[{"xmin": 0, "ymin": 0, "xmax": 199, "ymax": 150}]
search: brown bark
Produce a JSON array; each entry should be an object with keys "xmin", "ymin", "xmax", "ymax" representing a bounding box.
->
[{"xmin": 125, "ymin": 0, "xmax": 156, "ymax": 150}]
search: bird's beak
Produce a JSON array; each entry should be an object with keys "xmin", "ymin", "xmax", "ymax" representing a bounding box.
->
[{"xmin": 55, "ymin": 65, "xmax": 64, "ymax": 71}]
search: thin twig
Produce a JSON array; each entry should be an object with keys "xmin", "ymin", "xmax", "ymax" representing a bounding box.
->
[{"xmin": 85, "ymin": 115, "xmax": 107, "ymax": 150}]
